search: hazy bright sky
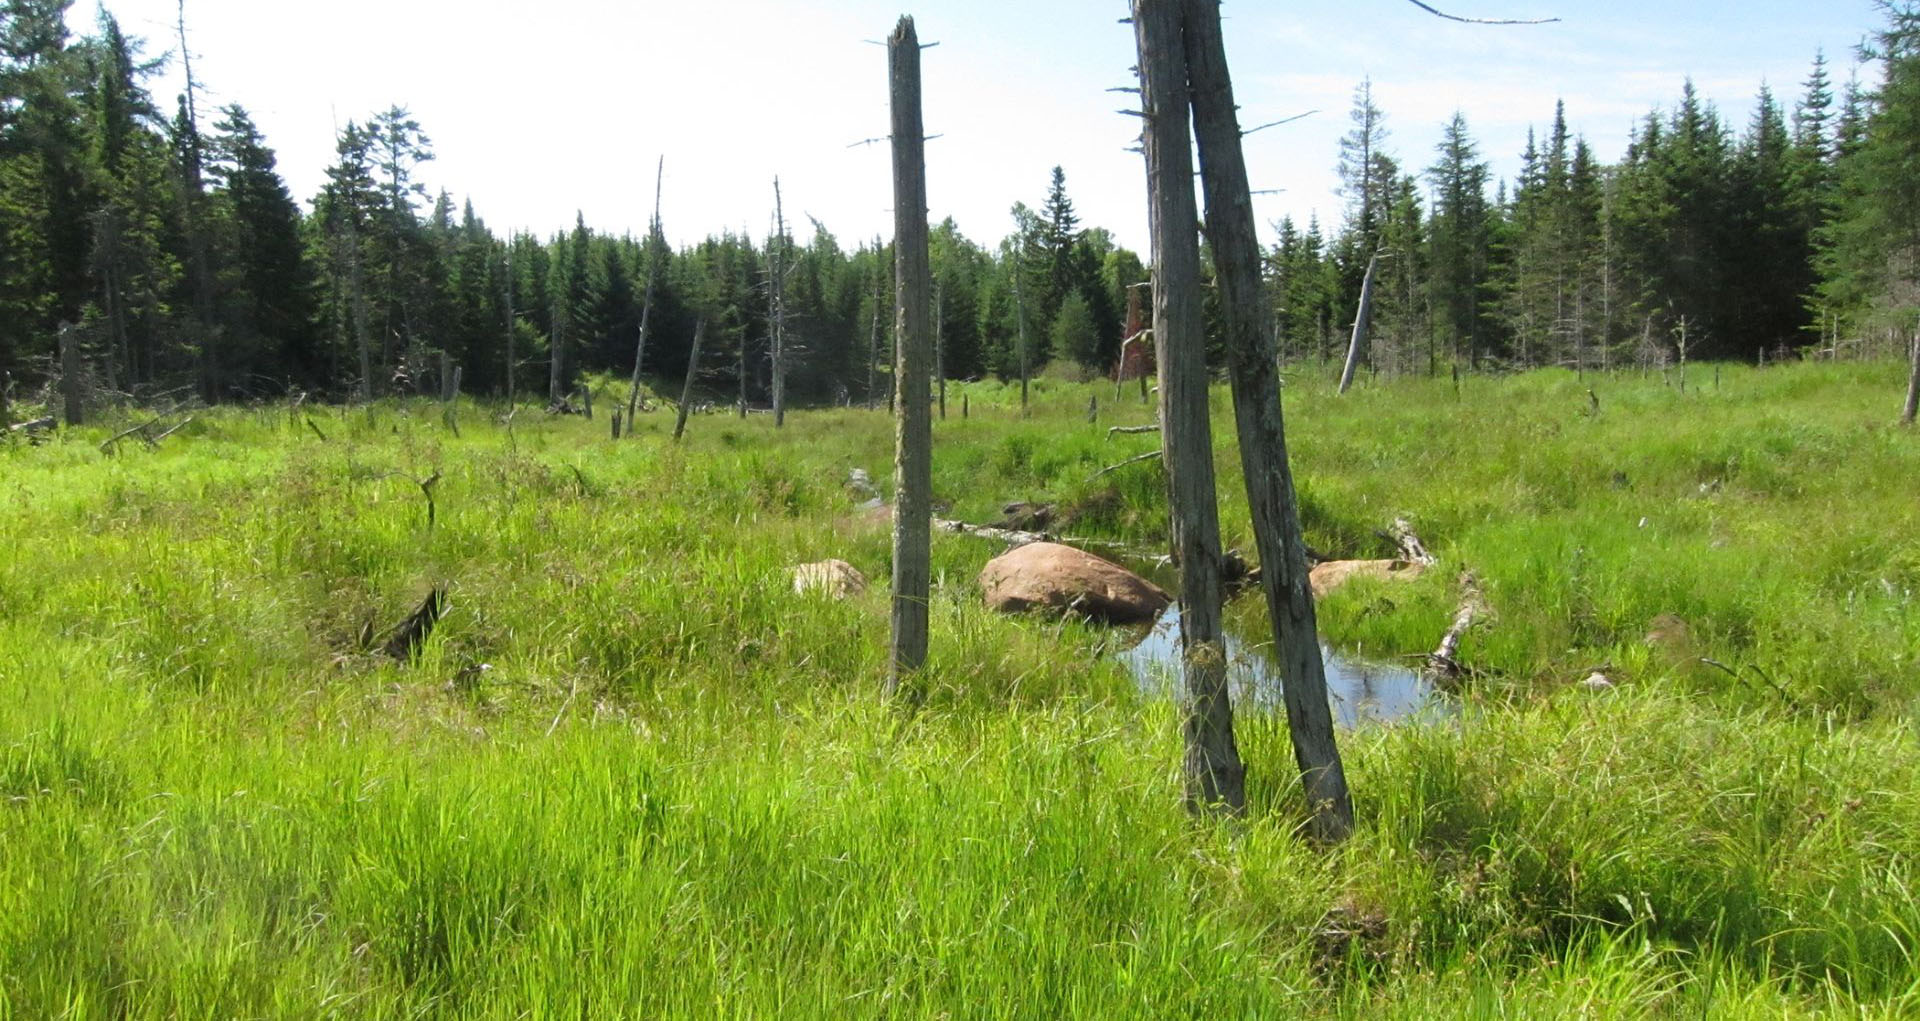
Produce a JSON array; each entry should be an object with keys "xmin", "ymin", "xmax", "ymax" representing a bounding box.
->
[{"xmin": 80, "ymin": 0, "xmax": 1882, "ymax": 252}]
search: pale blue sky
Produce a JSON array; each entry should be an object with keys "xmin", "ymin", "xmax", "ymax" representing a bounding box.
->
[{"xmin": 83, "ymin": 0, "xmax": 1881, "ymax": 251}]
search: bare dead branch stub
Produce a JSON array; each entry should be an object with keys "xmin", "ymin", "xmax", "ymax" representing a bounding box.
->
[{"xmin": 1402, "ymin": 0, "xmax": 1558, "ymax": 24}]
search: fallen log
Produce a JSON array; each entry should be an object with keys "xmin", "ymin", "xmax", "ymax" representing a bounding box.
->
[
  {"xmin": 9, "ymin": 416, "xmax": 55, "ymax": 434},
  {"xmin": 1423, "ymin": 572, "xmax": 1486, "ymax": 681},
  {"xmin": 153, "ymin": 417, "xmax": 192, "ymax": 443},
  {"xmin": 383, "ymin": 585, "xmax": 449, "ymax": 663},
  {"xmin": 1385, "ymin": 517, "xmax": 1438, "ymax": 567},
  {"xmin": 1106, "ymin": 423, "xmax": 1160, "ymax": 439},
  {"xmin": 932, "ymin": 517, "xmax": 1138, "ymax": 554},
  {"xmin": 100, "ymin": 420, "xmax": 159, "ymax": 453},
  {"xmin": 1087, "ymin": 449, "xmax": 1162, "ymax": 482}
]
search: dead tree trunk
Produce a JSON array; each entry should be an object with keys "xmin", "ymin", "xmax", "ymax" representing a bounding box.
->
[
  {"xmin": 867, "ymin": 270, "xmax": 882, "ymax": 410},
  {"xmin": 335, "ymin": 146, "xmax": 375, "ymax": 403},
  {"xmin": 935, "ymin": 279, "xmax": 947, "ymax": 419},
  {"xmin": 627, "ymin": 156, "xmax": 665, "ymax": 428},
  {"xmin": 1014, "ymin": 240, "xmax": 1031, "ymax": 415},
  {"xmin": 1338, "ymin": 251, "xmax": 1380, "ymax": 395},
  {"xmin": 771, "ymin": 178, "xmax": 790, "ymax": 429},
  {"xmin": 177, "ymin": 0, "xmax": 218, "ymax": 404},
  {"xmin": 59, "ymin": 323, "xmax": 83, "ymax": 426},
  {"xmin": 737, "ymin": 318, "xmax": 748, "ymax": 418},
  {"xmin": 548, "ymin": 293, "xmax": 566, "ymax": 405},
  {"xmin": 1904, "ymin": 331, "xmax": 1919, "ymax": 427},
  {"xmin": 674, "ymin": 319, "xmax": 707, "ymax": 442},
  {"xmin": 504, "ymin": 238, "xmax": 516, "ymax": 406},
  {"xmin": 1185, "ymin": 0, "xmax": 1351, "ymax": 839},
  {"xmin": 887, "ymin": 16, "xmax": 933, "ymax": 697},
  {"xmin": 1134, "ymin": 0, "xmax": 1244, "ymax": 813}
]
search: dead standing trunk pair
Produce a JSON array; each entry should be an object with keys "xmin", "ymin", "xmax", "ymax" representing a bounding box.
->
[{"xmin": 1133, "ymin": 0, "xmax": 1353, "ymax": 835}]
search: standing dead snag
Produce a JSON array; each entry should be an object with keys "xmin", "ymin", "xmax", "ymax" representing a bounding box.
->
[
  {"xmin": 1904, "ymin": 331, "xmax": 1919, "ymax": 426},
  {"xmin": 770, "ymin": 179, "xmax": 791, "ymax": 428},
  {"xmin": 59, "ymin": 323, "xmax": 83, "ymax": 426},
  {"xmin": 627, "ymin": 156, "xmax": 665, "ymax": 429},
  {"xmin": 1185, "ymin": 0, "xmax": 1351, "ymax": 838},
  {"xmin": 1338, "ymin": 251, "xmax": 1381, "ymax": 395},
  {"xmin": 674, "ymin": 319, "xmax": 707, "ymax": 442},
  {"xmin": 1133, "ymin": 0, "xmax": 1244, "ymax": 813},
  {"xmin": 888, "ymin": 15, "xmax": 933, "ymax": 698}
]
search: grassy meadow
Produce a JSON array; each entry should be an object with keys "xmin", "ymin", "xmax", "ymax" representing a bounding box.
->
[{"xmin": 3, "ymin": 360, "xmax": 1919, "ymax": 1017}]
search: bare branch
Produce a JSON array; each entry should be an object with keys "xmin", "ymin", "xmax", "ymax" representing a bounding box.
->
[
  {"xmin": 1402, "ymin": 0, "xmax": 1559, "ymax": 24},
  {"xmin": 1242, "ymin": 110, "xmax": 1318, "ymax": 136}
]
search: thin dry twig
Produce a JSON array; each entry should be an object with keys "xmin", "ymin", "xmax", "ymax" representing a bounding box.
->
[
  {"xmin": 1403, "ymin": 0, "xmax": 1558, "ymax": 24},
  {"xmin": 1087, "ymin": 449, "xmax": 1163, "ymax": 482}
]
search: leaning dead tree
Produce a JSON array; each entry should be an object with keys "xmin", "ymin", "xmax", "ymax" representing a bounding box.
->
[
  {"xmin": 1133, "ymin": 0, "xmax": 1243, "ymax": 812},
  {"xmin": 674, "ymin": 319, "xmax": 707, "ymax": 441},
  {"xmin": 887, "ymin": 15, "xmax": 934, "ymax": 698},
  {"xmin": 1185, "ymin": 0, "xmax": 1352, "ymax": 838},
  {"xmin": 1338, "ymin": 251, "xmax": 1381, "ymax": 395},
  {"xmin": 627, "ymin": 156, "xmax": 665, "ymax": 428}
]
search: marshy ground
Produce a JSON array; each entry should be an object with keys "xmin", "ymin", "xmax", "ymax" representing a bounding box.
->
[{"xmin": 3, "ymin": 361, "xmax": 1918, "ymax": 1017}]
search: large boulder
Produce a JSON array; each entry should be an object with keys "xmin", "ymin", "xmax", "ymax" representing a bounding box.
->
[
  {"xmin": 1308, "ymin": 559, "xmax": 1424, "ymax": 599},
  {"xmin": 979, "ymin": 542, "xmax": 1170, "ymax": 624},
  {"xmin": 792, "ymin": 560, "xmax": 867, "ymax": 600}
]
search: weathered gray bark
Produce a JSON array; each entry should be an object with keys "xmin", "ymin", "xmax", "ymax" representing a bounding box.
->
[
  {"xmin": 771, "ymin": 178, "xmax": 789, "ymax": 428},
  {"xmin": 1014, "ymin": 240, "xmax": 1031, "ymax": 414},
  {"xmin": 1184, "ymin": 0, "xmax": 1350, "ymax": 838},
  {"xmin": 867, "ymin": 271, "xmax": 882, "ymax": 411},
  {"xmin": 1338, "ymin": 251, "xmax": 1380, "ymax": 395},
  {"xmin": 177, "ymin": 0, "xmax": 218, "ymax": 404},
  {"xmin": 503, "ymin": 240, "xmax": 516, "ymax": 406},
  {"xmin": 627, "ymin": 156, "xmax": 665, "ymax": 429},
  {"xmin": 935, "ymin": 280, "xmax": 947, "ymax": 419},
  {"xmin": 1133, "ymin": 0, "xmax": 1244, "ymax": 813},
  {"xmin": 888, "ymin": 16, "xmax": 933, "ymax": 697},
  {"xmin": 59, "ymin": 324, "xmax": 83, "ymax": 426},
  {"xmin": 337, "ymin": 160, "xmax": 374, "ymax": 402},
  {"xmin": 1904, "ymin": 332, "xmax": 1919, "ymax": 426},
  {"xmin": 548, "ymin": 290, "xmax": 567, "ymax": 405},
  {"xmin": 674, "ymin": 319, "xmax": 707, "ymax": 442}
]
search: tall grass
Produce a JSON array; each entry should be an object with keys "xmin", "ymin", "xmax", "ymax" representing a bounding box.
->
[{"xmin": 1, "ymin": 362, "xmax": 1917, "ymax": 1016}]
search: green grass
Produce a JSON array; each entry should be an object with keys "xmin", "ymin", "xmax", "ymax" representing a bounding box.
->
[{"xmin": 2, "ymin": 361, "xmax": 1918, "ymax": 1017}]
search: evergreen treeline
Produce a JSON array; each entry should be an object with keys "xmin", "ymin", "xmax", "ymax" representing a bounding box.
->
[
  {"xmin": 4, "ymin": 0, "xmax": 1919, "ymax": 408},
  {"xmin": 1269, "ymin": 64, "xmax": 1857, "ymax": 376}
]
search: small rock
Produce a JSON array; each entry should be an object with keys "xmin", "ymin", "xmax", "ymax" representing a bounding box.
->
[
  {"xmin": 996, "ymin": 501, "xmax": 1056, "ymax": 532},
  {"xmin": 979, "ymin": 542, "xmax": 1170, "ymax": 625},
  {"xmin": 792, "ymin": 560, "xmax": 868, "ymax": 600},
  {"xmin": 1308, "ymin": 559, "xmax": 1425, "ymax": 600},
  {"xmin": 846, "ymin": 468, "xmax": 879, "ymax": 502}
]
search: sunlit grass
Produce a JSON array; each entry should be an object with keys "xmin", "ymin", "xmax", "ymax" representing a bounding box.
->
[{"xmin": 1, "ymin": 360, "xmax": 1917, "ymax": 1016}]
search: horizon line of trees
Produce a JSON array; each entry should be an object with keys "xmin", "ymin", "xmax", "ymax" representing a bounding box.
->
[{"xmin": 5, "ymin": 0, "xmax": 1920, "ymax": 413}]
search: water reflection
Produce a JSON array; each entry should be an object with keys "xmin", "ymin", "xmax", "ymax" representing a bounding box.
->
[{"xmin": 1121, "ymin": 603, "xmax": 1444, "ymax": 728}]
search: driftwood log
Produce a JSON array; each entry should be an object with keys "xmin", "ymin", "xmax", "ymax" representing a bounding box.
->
[{"xmin": 1423, "ymin": 572, "xmax": 1486, "ymax": 681}]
